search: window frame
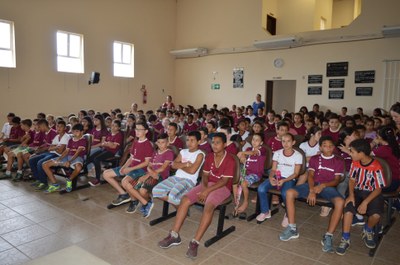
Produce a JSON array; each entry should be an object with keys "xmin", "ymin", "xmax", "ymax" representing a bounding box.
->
[
  {"xmin": 113, "ymin": 41, "xmax": 134, "ymax": 78},
  {"xmin": 0, "ymin": 19, "xmax": 16, "ymax": 68},
  {"xmin": 56, "ymin": 30, "xmax": 84, "ymax": 73}
]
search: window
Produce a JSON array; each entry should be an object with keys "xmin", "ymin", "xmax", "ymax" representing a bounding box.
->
[
  {"xmin": 113, "ymin": 41, "xmax": 134, "ymax": 78},
  {"xmin": 57, "ymin": 31, "xmax": 84, "ymax": 73},
  {"xmin": 0, "ymin": 19, "xmax": 16, "ymax": 68}
]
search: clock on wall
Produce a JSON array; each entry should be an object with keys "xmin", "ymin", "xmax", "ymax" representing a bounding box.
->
[{"xmin": 274, "ymin": 58, "xmax": 284, "ymax": 68}]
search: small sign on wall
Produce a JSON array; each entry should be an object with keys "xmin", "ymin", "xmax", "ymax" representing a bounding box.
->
[
  {"xmin": 356, "ymin": 87, "xmax": 373, "ymax": 96},
  {"xmin": 308, "ymin": 75, "xmax": 323, "ymax": 84},
  {"xmin": 211, "ymin": 83, "xmax": 220, "ymax": 90},
  {"xmin": 327, "ymin": 62, "xmax": 349, "ymax": 77},
  {"xmin": 329, "ymin": 90, "xmax": 344, "ymax": 99},
  {"xmin": 329, "ymin": 79, "xmax": 345, "ymax": 88},
  {"xmin": 308, "ymin": 86, "xmax": 322, "ymax": 95},
  {"xmin": 233, "ymin": 67, "xmax": 244, "ymax": 88},
  {"xmin": 355, "ymin": 70, "xmax": 375, "ymax": 83}
]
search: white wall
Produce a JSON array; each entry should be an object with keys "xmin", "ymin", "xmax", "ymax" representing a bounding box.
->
[
  {"xmin": 174, "ymin": 0, "xmax": 400, "ymax": 116},
  {"xmin": 332, "ymin": 0, "xmax": 355, "ymax": 28},
  {"xmin": 314, "ymin": 0, "xmax": 333, "ymax": 30},
  {"xmin": 0, "ymin": 0, "xmax": 177, "ymax": 123}
]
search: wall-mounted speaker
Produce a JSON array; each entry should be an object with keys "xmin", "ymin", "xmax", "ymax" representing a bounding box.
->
[{"xmin": 89, "ymin": 72, "xmax": 100, "ymax": 85}]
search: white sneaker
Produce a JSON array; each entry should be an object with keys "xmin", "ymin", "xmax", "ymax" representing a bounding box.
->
[
  {"xmin": 281, "ymin": 214, "xmax": 289, "ymax": 228},
  {"xmin": 256, "ymin": 211, "xmax": 271, "ymax": 222},
  {"xmin": 320, "ymin": 206, "xmax": 332, "ymax": 217}
]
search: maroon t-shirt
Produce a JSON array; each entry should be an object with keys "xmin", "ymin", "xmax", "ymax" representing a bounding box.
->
[
  {"xmin": 372, "ymin": 145, "xmax": 400, "ymax": 181},
  {"xmin": 291, "ymin": 124, "xmax": 307, "ymax": 136},
  {"xmin": 267, "ymin": 137, "xmax": 283, "ymax": 152},
  {"xmin": 226, "ymin": 142, "xmax": 238, "ymax": 155},
  {"xmin": 67, "ymin": 137, "xmax": 87, "ymax": 158},
  {"xmin": 309, "ymin": 154, "xmax": 344, "ymax": 183},
  {"xmin": 30, "ymin": 131, "xmax": 45, "ymax": 147},
  {"xmin": 26, "ymin": 130, "xmax": 36, "ymax": 145},
  {"xmin": 129, "ymin": 139, "xmax": 154, "ymax": 170},
  {"xmin": 91, "ymin": 128, "xmax": 108, "ymax": 146},
  {"xmin": 169, "ymin": 136, "xmax": 184, "ymax": 150},
  {"xmin": 151, "ymin": 149, "xmax": 174, "ymax": 180},
  {"xmin": 203, "ymin": 152, "xmax": 236, "ymax": 191},
  {"xmin": 322, "ymin": 128, "xmax": 340, "ymax": 144},
  {"xmin": 199, "ymin": 141, "xmax": 212, "ymax": 154},
  {"xmin": 245, "ymin": 146, "xmax": 267, "ymax": 177},
  {"xmin": 9, "ymin": 125, "xmax": 24, "ymax": 141},
  {"xmin": 43, "ymin": 129, "xmax": 57, "ymax": 146},
  {"xmin": 104, "ymin": 131, "xmax": 123, "ymax": 154},
  {"xmin": 183, "ymin": 122, "xmax": 199, "ymax": 134}
]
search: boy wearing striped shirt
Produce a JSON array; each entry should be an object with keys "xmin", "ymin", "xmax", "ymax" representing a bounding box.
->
[{"xmin": 336, "ymin": 139, "xmax": 386, "ymax": 255}]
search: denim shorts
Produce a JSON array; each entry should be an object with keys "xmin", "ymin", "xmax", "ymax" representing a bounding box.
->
[
  {"xmin": 112, "ymin": 166, "xmax": 146, "ymax": 179},
  {"xmin": 293, "ymin": 183, "xmax": 343, "ymax": 201},
  {"xmin": 243, "ymin": 174, "xmax": 261, "ymax": 186}
]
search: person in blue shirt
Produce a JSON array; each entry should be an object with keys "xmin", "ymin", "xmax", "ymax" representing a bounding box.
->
[{"xmin": 252, "ymin": 94, "xmax": 265, "ymax": 116}]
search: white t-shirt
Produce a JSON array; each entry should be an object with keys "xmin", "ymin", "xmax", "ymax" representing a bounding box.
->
[
  {"xmin": 299, "ymin": 141, "xmax": 320, "ymax": 159},
  {"xmin": 1, "ymin": 122, "xmax": 11, "ymax": 138},
  {"xmin": 175, "ymin": 149, "xmax": 205, "ymax": 184},
  {"xmin": 50, "ymin": 133, "xmax": 71, "ymax": 155},
  {"xmin": 273, "ymin": 149, "xmax": 303, "ymax": 178}
]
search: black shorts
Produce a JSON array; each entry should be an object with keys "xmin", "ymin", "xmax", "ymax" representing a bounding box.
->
[{"xmin": 344, "ymin": 190, "xmax": 384, "ymax": 216}]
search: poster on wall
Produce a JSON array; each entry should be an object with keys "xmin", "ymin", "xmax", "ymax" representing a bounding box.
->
[
  {"xmin": 329, "ymin": 90, "xmax": 344, "ymax": 99},
  {"xmin": 308, "ymin": 86, "xmax": 322, "ymax": 95},
  {"xmin": 233, "ymin": 67, "xmax": 244, "ymax": 88},
  {"xmin": 308, "ymin": 75, "xmax": 323, "ymax": 84},
  {"xmin": 327, "ymin": 62, "xmax": 348, "ymax": 77},
  {"xmin": 329, "ymin": 79, "xmax": 345, "ymax": 88},
  {"xmin": 356, "ymin": 87, "xmax": 373, "ymax": 96},
  {"xmin": 355, "ymin": 70, "xmax": 375, "ymax": 83}
]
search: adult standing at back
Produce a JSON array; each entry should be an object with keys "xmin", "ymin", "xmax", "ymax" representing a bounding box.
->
[
  {"xmin": 252, "ymin": 94, "xmax": 265, "ymax": 116},
  {"xmin": 162, "ymin": 95, "xmax": 175, "ymax": 110}
]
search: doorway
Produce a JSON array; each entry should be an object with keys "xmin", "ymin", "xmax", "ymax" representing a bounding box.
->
[{"xmin": 265, "ymin": 80, "xmax": 297, "ymax": 114}]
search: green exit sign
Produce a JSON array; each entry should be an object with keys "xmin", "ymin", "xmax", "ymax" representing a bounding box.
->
[{"xmin": 211, "ymin": 83, "xmax": 220, "ymax": 90}]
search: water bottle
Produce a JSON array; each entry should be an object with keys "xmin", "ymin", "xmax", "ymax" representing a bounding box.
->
[{"xmin": 275, "ymin": 170, "xmax": 282, "ymax": 190}]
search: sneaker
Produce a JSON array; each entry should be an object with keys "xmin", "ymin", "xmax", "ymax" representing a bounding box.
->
[
  {"xmin": 44, "ymin": 184, "xmax": 60, "ymax": 193},
  {"xmin": 88, "ymin": 178, "xmax": 100, "ymax": 187},
  {"xmin": 35, "ymin": 183, "xmax": 48, "ymax": 191},
  {"xmin": 65, "ymin": 179, "xmax": 73, "ymax": 192},
  {"xmin": 281, "ymin": 214, "xmax": 289, "ymax": 228},
  {"xmin": 0, "ymin": 172, "xmax": 11, "ymax": 179},
  {"xmin": 279, "ymin": 226, "xmax": 299, "ymax": 241},
  {"xmin": 31, "ymin": 180, "xmax": 41, "ymax": 187},
  {"xmin": 321, "ymin": 234, "xmax": 334, "ymax": 253},
  {"xmin": 186, "ymin": 240, "xmax": 199, "ymax": 259},
  {"xmin": 336, "ymin": 238, "xmax": 350, "ymax": 255},
  {"xmin": 362, "ymin": 229, "xmax": 376, "ymax": 249},
  {"xmin": 112, "ymin": 194, "xmax": 131, "ymax": 206},
  {"xmin": 158, "ymin": 232, "xmax": 182, "ymax": 249},
  {"xmin": 12, "ymin": 172, "xmax": 23, "ymax": 182},
  {"xmin": 351, "ymin": 215, "xmax": 365, "ymax": 226},
  {"xmin": 320, "ymin": 206, "xmax": 332, "ymax": 217},
  {"xmin": 256, "ymin": 211, "xmax": 271, "ymax": 222},
  {"xmin": 126, "ymin": 200, "xmax": 139, "ymax": 214},
  {"xmin": 142, "ymin": 200, "xmax": 154, "ymax": 218}
]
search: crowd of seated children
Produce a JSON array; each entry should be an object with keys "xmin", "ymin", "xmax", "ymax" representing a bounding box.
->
[
  {"xmin": 121, "ymin": 133, "xmax": 174, "ymax": 217},
  {"xmin": 1, "ymin": 100, "xmax": 400, "ymax": 259},
  {"xmin": 158, "ymin": 133, "xmax": 235, "ymax": 259},
  {"xmin": 152, "ymin": 131, "xmax": 204, "ymax": 208},
  {"xmin": 42, "ymin": 124, "xmax": 87, "ymax": 193},
  {"xmin": 2, "ymin": 119, "xmax": 36, "ymax": 180},
  {"xmin": 30, "ymin": 120, "xmax": 69, "ymax": 191},
  {"xmin": 256, "ymin": 133, "xmax": 303, "ymax": 224},
  {"xmin": 280, "ymin": 136, "xmax": 345, "ymax": 254},
  {"xmin": 103, "ymin": 122, "xmax": 153, "ymax": 208},
  {"xmin": 234, "ymin": 133, "xmax": 266, "ymax": 217},
  {"xmin": 87, "ymin": 120, "xmax": 124, "ymax": 186}
]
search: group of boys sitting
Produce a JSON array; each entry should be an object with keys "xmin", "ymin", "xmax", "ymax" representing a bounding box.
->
[{"xmin": 0, "ymin": 102, "xmax": 398, "ymax": 259}]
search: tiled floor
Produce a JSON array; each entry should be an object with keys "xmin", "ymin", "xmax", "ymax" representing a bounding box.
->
[{"xmin": 0, "ymin": 179, "xmax": 399, "ymax": 265}]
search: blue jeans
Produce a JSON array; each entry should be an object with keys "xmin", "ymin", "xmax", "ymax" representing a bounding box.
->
[
  {"xmin": 29, "ymin": 152, "xmax": 58, "ymax": 185},
  {"xmin": 257, "ymin": 179, "xmax": 295, "ymax": 213}
]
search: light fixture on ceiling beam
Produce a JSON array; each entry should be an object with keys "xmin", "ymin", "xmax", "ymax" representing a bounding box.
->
[
  {"xmin": 170, "ymin": 48, "xmax": 208, "ymax": 58},
  {"xmin": 382, "ymin": 25, "xmax": 400, "ymax": 38},
  {"xmin": 253, "ymin": 36, "xmax": 299, "ymax": 49}
]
